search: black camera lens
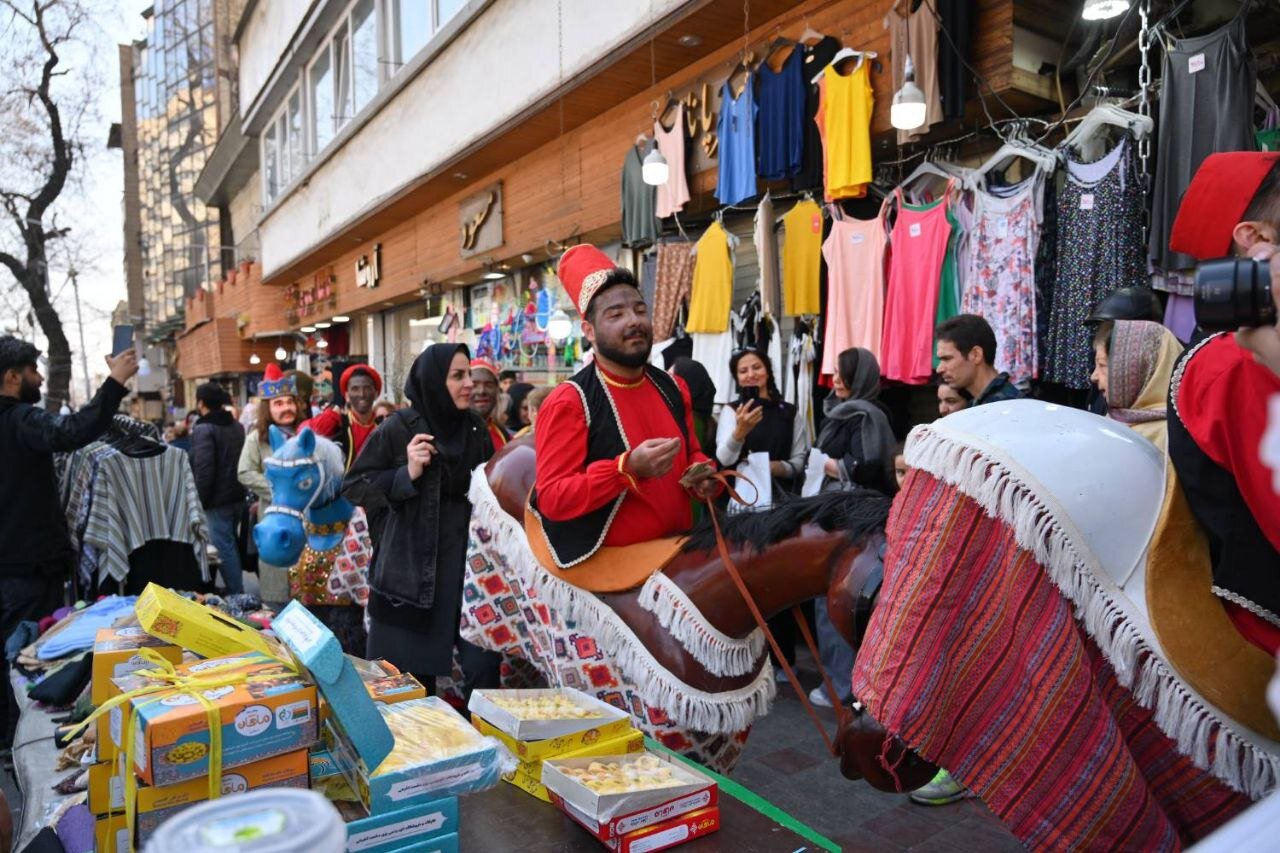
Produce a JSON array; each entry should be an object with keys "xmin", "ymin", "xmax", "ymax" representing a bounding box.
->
[{"xmin": 1193, "ymin": 258, "xmax": 1276, "ymax": 333}]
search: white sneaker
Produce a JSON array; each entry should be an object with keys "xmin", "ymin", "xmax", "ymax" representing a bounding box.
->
[{"xmin": 808, "ymin": 685, "xmax": 833, "ymax": 708}]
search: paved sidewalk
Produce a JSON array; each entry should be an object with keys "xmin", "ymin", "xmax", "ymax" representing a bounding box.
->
[{"xmin": 734, "ymin": 652, "xmax": 1023, "ymax": 851}]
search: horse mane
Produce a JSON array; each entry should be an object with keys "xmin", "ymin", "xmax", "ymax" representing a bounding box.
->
[
  {"xmin": 276, "ymin": 431, "xmax": 346, "ymax": 506},
  {"xmin": 682, "ymin": 490, "xmax": 891, "ymax": 553}
]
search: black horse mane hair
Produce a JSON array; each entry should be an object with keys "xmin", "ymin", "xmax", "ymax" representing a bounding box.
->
[{"xmin": 682, "ymin": 490, "xmax": 891, "ymax": 553}]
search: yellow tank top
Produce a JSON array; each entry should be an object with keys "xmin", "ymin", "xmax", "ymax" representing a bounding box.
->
[
  {"xmin": 782, "ymin": 200, "xmax": 823, "ymax": 316},
  {"xmin": 686, "ymin": 221, "xmax": 733, "ymax": 333},
  {"xmin": 820, "ymin": 63, "xmax": 874, "ymax": 200}
]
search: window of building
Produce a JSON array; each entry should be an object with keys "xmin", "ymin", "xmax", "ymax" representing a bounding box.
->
[
  {"xmin": 437, "ymin": 0, "xmax": 464, "ymax": 27},
  {"xmin": 263, "ymin": 122, "xmax": 279, "ymax": 201},
  {"xmin": 333, "ymin": 21, "xmax": 353, "ymax": 131},
  {"xmin": 287, "ymin": 88, "xmax": 305, "ymax": 176},
  {"xmin": 351, "ymin": 0, "xmax": 378, "ymax": 112},
  {"xmin": 309, "ymin": 47, "xmax": 334, "ymax": 154},
  {"xmin": 394, "ymin": 1, "xmax": 430, "ymax": 66}
]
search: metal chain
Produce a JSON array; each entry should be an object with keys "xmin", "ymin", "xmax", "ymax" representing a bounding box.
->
[{"xmin": 1137, "ymin": 0, "xmax": 1153, "ymax": 242}]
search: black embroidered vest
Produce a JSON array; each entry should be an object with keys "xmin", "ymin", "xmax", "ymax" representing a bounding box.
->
[
  {"xmin": 530, "ymin": 363, "xmax": 688, "ymax": 568},
  {"xmin": 1168, "ymin": 335, "xmax": 1280, "ymax": 626}
]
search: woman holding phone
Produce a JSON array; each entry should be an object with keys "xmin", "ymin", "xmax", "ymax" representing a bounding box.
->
[
  {"xmin": 343, "ymin": 343, "xmax": 500, "ymax": 698},
  {"xmin": 715, "ymin": 347, "xmax": 809, "ymax": 503}
]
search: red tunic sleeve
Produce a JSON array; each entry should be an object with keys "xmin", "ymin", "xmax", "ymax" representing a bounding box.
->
[
  {"xmin": 1180, "ymin": 335, "xmax": 1280, "ymax": 552},
  {"xmin": 300, "ymin": 408, "xmax": 342, "ymax": 439},
  {"xmin": 534, "ymin": 384, "xmax": 631, "ymax": 522}
]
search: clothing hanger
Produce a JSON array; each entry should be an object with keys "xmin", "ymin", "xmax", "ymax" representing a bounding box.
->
[
  {"xmin": 760, "ymin": 26, "xmax": 796, "ymax": 68},
  {"xmin": 1062, "ymin": 103, "xmax": 1153, "ymax": 150},
  {"xmin": 900, "ymin": 154, "xmax": 956, "ymax": 204},
  {"xmin": 810, "ymin": 46, "xmax": 880, "ymax": 84},
  {"xmin": 798, "ymin": 18, "xmax": 825, "ymax": 45},
  {"xmin": 970, "ymin": 134, "xmax": 1057, "ymax": 189},
  {"xmin": 1257, "ymin": 81, "xmax": 1279, "ymax": 116},
  {"xmin": 655, "ymin": 90, "xmax": 680, "ymax": 129}
]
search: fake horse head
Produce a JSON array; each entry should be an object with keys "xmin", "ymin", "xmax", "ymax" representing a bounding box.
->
[
  {"xmin": 254, "ymin": 426, "xmax": 349, "ymax": 567},
  {"xmin": 843, "ymin": 400, "xmax": 1277, "ymax": 848},
  {"xmin": 464, "ymin": 434, "xmax": 889, "ymax": 773}
]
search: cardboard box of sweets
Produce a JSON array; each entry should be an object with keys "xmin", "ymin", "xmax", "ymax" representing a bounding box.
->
[
  {"xmin": 468, "ymin": 704, "xmax": 632, "ymax": 763},
  {"xmin": 90, "ymin": 749, "xmax": 309, "ymax": 842},
  {"xmin": 326, "ymin": 697, "xmax": 506, "ymax": 814},
  {"xmin": 135, "ymin": 582, "xmax": 279, "ymax": 659},
  {"xmin": 542, "ymin": 751, "xmax": 718, "ymax": 843},
  {"xmin": 91, "ymin": 626, "xmax": 183, "ymax": 705},
  {"xmin": 562, "ymin": 804, "xmax": 721, "ymax": 853},
  {"xmin": 108, "ymin": 651, "xmax": 317, "ymax": 786},
  {"xmin": 385, "ymin": 833, "xmax": 458, "ymax": 853},
  {"xmin": 468, "ymin": 688, "xmax": 631, "ymax": 741}
]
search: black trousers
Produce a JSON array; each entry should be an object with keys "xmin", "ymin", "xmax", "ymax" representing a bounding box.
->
[{"xmin": 0, "ymin": 567, "xmax": 66, "ymax": 745}]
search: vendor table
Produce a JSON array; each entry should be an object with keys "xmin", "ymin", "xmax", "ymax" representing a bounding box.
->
[{"xmin": 11, "ymin": 677, "xmax": 837, "ymax": 852}]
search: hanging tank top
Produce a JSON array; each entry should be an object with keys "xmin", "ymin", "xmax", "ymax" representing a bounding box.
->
[
  {"xmin": 716, "ymin": 78, "xmax": 759, "ymax": 206},
  {"xmin": 654, "ymin": 103, "xmax": 690, "ymax": 218},
  {"xmin": 817, "ymin": 62, "xmax": 874, "ymax": 200},
  {"xmin": 821, "ymin": 202, "xmax": 888, "ymax": 375},
  {"xmin": 881, "ymin": 183, "xmax": 953, "ymax": 385},
  {"xmin": 782, "ymin": 199, "xmax": 824, "ymax": 316},
  {"xmin": 687, "ymin": 221, "xmax": 734, "ymax": 333}
]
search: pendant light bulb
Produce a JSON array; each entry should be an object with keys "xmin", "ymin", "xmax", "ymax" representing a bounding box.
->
[
  {"xmin": 891, "ymin": 55, "xmax": 928, "ymax": 131},
  {"xmin": 274, "ymin": 345, "xmax": 288, "ymax": 361},
  {"xmin": 1082, "ymin": 0, "xmax": 1129, "ymax": 21},
  {"xmin": 249, "ymin": 353, "xmax": 261, "ymax": 365},
  {"xmin": 547, "ymin": 309, "xmax": 573, "ymax": 343},
  {"xmin": 641, "ymin": 147, "xmax": 669, "ymax": 186}
]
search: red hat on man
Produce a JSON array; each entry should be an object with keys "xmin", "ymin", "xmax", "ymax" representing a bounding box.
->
[
  {"xmin": 339, "ymin": 363, "xmax": 383, "ymax": 397},
  {"xmin": 469, "ymin": 358, "xmax": 500, "ymax": 380},
  {"xmin": 1169, "ymin": 152, "xmax": 1280, "ymax": 261},
  {"xmin": 557, "ymin": 244, "xmax": 623, "ymax": 316}
]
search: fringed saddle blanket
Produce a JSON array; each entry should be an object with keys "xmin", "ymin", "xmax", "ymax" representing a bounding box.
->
[
  {"xmin": 459, "ymin": 469, "xmax": 773, "ymax": 773},
  {"xmin": 853, "ymin": 472, "xmax": 1252, "ymax": 850}
]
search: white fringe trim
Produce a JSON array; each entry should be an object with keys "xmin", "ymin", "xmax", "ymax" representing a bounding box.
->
[
  {"xmin": 467, "ymin": 468, "xmax": 775, "ymax": 734},
  {"xmin": 637, "ymin": 572, "xmax": 766, "ymax": 678},
  {"xmin": 905, "ymin": 424, "xmax": 1280, "ymax": 800}
]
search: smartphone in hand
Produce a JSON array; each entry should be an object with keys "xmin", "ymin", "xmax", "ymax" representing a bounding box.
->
[{"xmin": 112, "ymin": 324, "xmax": 134, "ymax": 357}]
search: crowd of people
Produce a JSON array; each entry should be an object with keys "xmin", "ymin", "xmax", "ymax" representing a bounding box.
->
[{"xmin": 0, "ymin": 153, "xmax": 1276, "ymax": 843}]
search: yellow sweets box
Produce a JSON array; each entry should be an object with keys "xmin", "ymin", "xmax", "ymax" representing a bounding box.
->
[
  {"xmin": 135, "ymin": 582, "xmax": 278, "ymax": 660},
  {"xmin": 471, "ymin": 712, "xmax": 635, "ymax": 762},
  {"xmin": 109, "ymin": 652, "xmax": 317, "ymax": 787},
  {"xmin": 91, "ymin": 626, "xmax": 184, "ymax": 705},
  {"xmin": 89, "ymin": 748, "xmax": 309, "ymax": 818}
]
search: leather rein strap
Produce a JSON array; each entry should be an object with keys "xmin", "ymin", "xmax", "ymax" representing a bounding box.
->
[{"xmin": 702, "ymin": 472, "xmax": 849, "ymax": 756}]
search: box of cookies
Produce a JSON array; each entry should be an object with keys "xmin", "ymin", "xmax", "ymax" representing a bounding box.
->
[
  {"xmin": 541, "ymin": 751, "xmax": 718, "ymax": 842},
  {"xmin": 468, "ymin": 688, "xmax": 631, "ymax": 743},
  {"xmin": 561, "ymin": 804, "xmax": 721, "ymax": 853},
  {"xmin": 503, "ymin": 727, "xmax": 645, "ymax": 802},
  {"xmin": 328, "ymin": 697, "xmax": 509, "ymax": 814}
]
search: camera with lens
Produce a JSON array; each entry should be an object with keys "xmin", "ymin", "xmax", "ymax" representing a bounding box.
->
[{"xmin": 1193, "ymin": 258, "xmax": 1276, "ymax": 332}]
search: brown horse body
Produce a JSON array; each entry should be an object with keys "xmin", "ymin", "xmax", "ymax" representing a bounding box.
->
[{"xmin": 478, "ymin": 436, "xmax": 889, "ymax": 767}]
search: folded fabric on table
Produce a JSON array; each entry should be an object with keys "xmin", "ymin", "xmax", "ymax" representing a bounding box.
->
[{"xmin": 35, "ymin": 596, "xmax": 136, "ymax": 660}]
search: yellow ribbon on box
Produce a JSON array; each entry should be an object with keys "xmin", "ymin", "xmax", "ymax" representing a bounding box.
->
[{"xmin": 73, "ymin": 647, "xmax": 301, "ymax": 852}]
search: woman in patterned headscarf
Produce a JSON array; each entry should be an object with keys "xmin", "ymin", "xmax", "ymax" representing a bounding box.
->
[{"xmin": 1091, "ymin": 320, "xmax": 1184, "ymax": 452}]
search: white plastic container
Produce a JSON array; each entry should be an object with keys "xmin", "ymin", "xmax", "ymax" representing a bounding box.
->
[{"xmin": 144, "ymin": 788, "xmax": 346, "ymax": 852}]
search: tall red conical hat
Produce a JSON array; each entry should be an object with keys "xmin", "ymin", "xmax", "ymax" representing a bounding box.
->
[{"xmin": 557, "ymin": 244, "xmax": 619, "ymax": 315}]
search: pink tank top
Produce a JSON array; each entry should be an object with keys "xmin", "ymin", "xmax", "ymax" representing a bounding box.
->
[
  {"xmin": 881, "ymin": 184, "xmax": 953, "ymax": 384},
  {"xmin": 821, "ymin": 203, "xmax": 888, "ymax": 376}
]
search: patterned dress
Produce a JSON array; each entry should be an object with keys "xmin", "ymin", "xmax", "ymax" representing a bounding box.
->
[
  {"xmin": 962, "ymin": 176, "xmax": 1042, "ymax": 384},
  {"xmin": 1044, "ymin": 137, "xmax": 1146, "ymax": 389}
]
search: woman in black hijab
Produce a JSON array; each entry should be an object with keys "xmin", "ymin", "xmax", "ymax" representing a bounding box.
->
[
  {"xmin": 669, "ymin": 357, "xmax": 717, "ymax": 456},
  {"xmin": 815, "ymin": 347, "xmax": 897, "ymax": 495},
  {"xmin": 343, "ymin": 343, "xmax": 500, "ymax": 696}
]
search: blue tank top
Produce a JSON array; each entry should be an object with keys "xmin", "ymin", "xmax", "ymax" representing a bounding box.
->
[
  {"xmin": 716, "ymin": 78, "xmax": 758, "ymax": 206},
  {"xmin": 756, "ymin": 49, "xmax": 805, "ymax": 180}
]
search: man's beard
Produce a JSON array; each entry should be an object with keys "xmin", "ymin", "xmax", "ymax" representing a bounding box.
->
[
  {"xmin": 595, "ymin": 331, "xmax": 653, "ymax": 369},
  {"xmin": 19, "ymin": 377, "xmax": 40, "ymax": 404}
]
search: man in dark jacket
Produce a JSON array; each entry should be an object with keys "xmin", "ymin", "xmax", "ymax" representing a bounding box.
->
[
  {"xmin": 191, "ymin": 382, "xmax": 246, "ymax": 594},
  {"xmin": 935, "ymin": 314, "xmax": 1023, "ymax": 407},
  {"xmin": 0, "ymin": 335, "xmax": 137, "ymax": 743}
]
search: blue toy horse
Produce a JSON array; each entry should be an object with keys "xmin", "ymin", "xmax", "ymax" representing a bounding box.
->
[{"xmin": 254, "ymin": 426, "xmax": 352, "ymax": 568}]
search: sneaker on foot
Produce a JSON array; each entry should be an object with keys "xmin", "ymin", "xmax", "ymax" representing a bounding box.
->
[
  {"xmin": 807, "ymin": 685, "xmax": 833, "ymax": 708},
  {"xmin": 909, "ymin": 768, "xmax": 971, "ymax": 805}
]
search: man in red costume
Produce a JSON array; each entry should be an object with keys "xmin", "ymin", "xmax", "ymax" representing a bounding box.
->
[
  {"xmin": 532, "ymin": 245, "xmax": 716, "ymax": 566},
  {"xmin": 303, "ymin": 364, "xmax": 383, "ymax": 471},
  {"xmin": 1166, "ymin": 151, "xmax": 1280, "ymax": 653},
  {"xmin": 469, "ymin": 358, "xmax": 508, "ymax": 452}
]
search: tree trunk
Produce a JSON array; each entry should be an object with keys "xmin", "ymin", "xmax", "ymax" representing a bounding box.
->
[{"xmin": 23, "ymin": 270, "xmax": 70, "ymax": 408}]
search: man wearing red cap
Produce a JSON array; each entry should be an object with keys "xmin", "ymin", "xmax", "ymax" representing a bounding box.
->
[
  {"xmin": 532, "ymin": 244, "xmax": 717, "ymax": 567},
  {"xmin": 303, "ymin": 364, "xmax": 384, "ymax": 471},
  {"xmin": 469, "ymin": 358, "xmax": 507, "ymax": 452},
  {"xmin": 1166, "ymin": 152, "xmax": 1280, "ymax": 653}
]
